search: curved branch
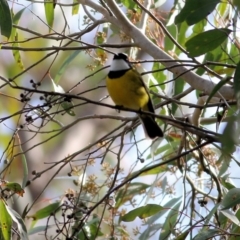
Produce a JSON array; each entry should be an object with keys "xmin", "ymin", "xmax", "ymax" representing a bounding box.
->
[{"xmin": 102, "ymin": 0, "xmax": 234, "ymax": 100}]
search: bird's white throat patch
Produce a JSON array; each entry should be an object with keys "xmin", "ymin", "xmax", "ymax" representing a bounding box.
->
[{"xmin": 110, "ymin": 59, "xmax": 131, "ymax": 71}]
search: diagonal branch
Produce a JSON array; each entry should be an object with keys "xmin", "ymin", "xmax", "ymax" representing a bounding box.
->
[{"xmin": 92, "ymin": 0, "xmax": 235, "ymax": 100}]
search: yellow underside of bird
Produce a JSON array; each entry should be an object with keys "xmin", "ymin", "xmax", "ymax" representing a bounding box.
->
[
  {"xmin": 106, "ymin": 69, "xmax": 149, "ymax": 111},
  {"xmin": 107, "ymin": 67, "xmax": 163, "ymax": 139}
]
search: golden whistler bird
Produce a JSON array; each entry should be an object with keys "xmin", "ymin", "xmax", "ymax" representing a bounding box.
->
[{"xmin": 106, "ymin": 53, "xmax": 163, "ymax": 139}]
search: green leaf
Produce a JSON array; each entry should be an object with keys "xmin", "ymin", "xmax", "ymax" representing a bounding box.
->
[
  {"xmin": 192, "ymin": 19, "xmax": 207, "ymax": 35},
  {"xmin": 28, "ymin": 226, "xmax": 49, "ymax": 235},
  {"xmin": 221, "ymin": 209, "xmax": 240, "ymax": 226},
  {"xmin": 140, "ymin": 165, "xmax": 168, "ymax": 176},
  {"xmin": 115, "ymin": 182, "xmax": 150, "ymax": 208},
  {"xmin": 5, "ymin": 206, "xmax": 29, "ymax": 240},
  {"xmin": 147, "ymin": 140, "xmax": 178, "ymax": 159},
  {"xmin": 30, "ymin": 202, "xmax": 60, "ymax": 227},
  {"xmin": 204, "ymin": 77, "xmax": 231, "ymax": 107},
  {"xmin": 139, "ymin": 224, "xmax": 162, "ymax": 240},
  {"xmin": 218, "ymin": 154, "xmax": 231, "ymax": 177},
  {"xmin": 220, "ymin": 113, "xmax": 239, "ymax": 155},
  {"xmin": 0, "ymin": 0, "xmax": 12, "ymax": 38},
  {"xmin": 165, "ymin": 24, "xmax": 177, "ymax": 52},
  {"xmin": 172, "ymin": 77, "xmax": 184, "ymax": 114},
  {"xmin": 233, "ymin": 0, "xmax": 240, "ymax": 11},
  {"xmin": 117, "ymin": 0, "xmax": 137, "ymax": 9},
  {"xmin": 12, "ymin": 8, "xmax": 25, "ymax": 24},
  {"xmin": 220, "ymin": 174, "xmax": 236, "ymax": 190},
  {"xmin": 121, "ymin": 204, "xmax": 163, "ymax": 222},
  {"xmin": 77, "ymin": 215, "xmax": 104, "ymax": 239},
  {"xmin": 115, "ymin": 226, "xmax": 130, "ymax": 237},
  {"xmin": 159, "ymin": 202, "xmax": 181, "ymax": 240},
  {"xmin": 175, "ymin": 0, "xmax": 220, "ymax": 25},
  {"xmin": 151, "ymin": 62, "xmax": 166, "ymax": 90},
  {"xmin": 44, "ymin": 0, "xmax": 54, "ymax": 31},
  {"xmin": 175, "ymin": 21, "xmax": 188, "ymax": 55},
  {"xmin": 193, "ymin": 229, "xmax": 219, "ymax": 240},
  {"xmin": 0, "ymin": 199, "xmax": 12, "ymax": 240},
  {"xmin": 215, "ymin": 0, "xmax": 230, "ymax": 27},
  {"xmin": 145, "ymin": 197, "xmax": 182, "ymax": 225},
  {"xmin": 218, "ymin": 210, "xmax": 229, "ymax": 228},
  {"xmin": 55, "ymin": 50, "xmax": 81, "ymax": 84},
  {"xmin": 174, "ymin": 229, "xmax": 190, "ymax": 240},
  {"xmin": 185, "ymin": 28, "xmax": 231, "ymax": 57},
  {"xmin": 227, "ymin": 43, "xmax": 239, "ymax": 65},
  {"xmin": 221, "ymin": 188, "xmax": 240, "ymax": 210},
  {"xmin": 132, "ymin": 199, "xmax": 182, "ymax": 240},
  {"xmin": 197, "ymin": 39, "xmax": 228, "ymax": 76},
  {"xmin": 18, "ymin": 144, "xmax": 28, "ymax": 188},
  {"xmin": 230, "ymin": 209, "xmax": 240, "ymax": 238},
  {"xmin": 72, "ymin": 0, "xmax": 79, "ymax": 15},
  {"xmin": 11, "ymin": 8, "xmax": 25, "ymax": 70},
  {"xmin": 150, "ymin": 137, "xmax": 163, "ymax": 157},
  {"xmin": 204, "ymin": 203, "xmax": 220, "ymax": 225},
  {"xmin": 234, "ymin": 61, "xmax": 240, "ymax": 99},
  {"xmin": 96, "ymin": 32, "xmax": 106, "ymax": 44}
]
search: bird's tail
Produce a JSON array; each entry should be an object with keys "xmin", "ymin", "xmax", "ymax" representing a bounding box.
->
[{"xmin": 140, "ymin": 115, "xmax": 163, "ymax": 139}]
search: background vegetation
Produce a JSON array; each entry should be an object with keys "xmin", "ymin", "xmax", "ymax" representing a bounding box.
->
[{"xmin": 0, "ymin": 0, "xmax": 240, "ymax": 239}]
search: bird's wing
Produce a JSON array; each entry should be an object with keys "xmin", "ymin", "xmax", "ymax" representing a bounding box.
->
[{"xmin": 132, "ymin": 69, "xmax": 155, "ymax": 114}]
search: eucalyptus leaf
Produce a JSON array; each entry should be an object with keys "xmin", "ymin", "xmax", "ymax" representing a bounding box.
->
[
  {"xmin": 185, "ymin": 28, "xmax": 231, "ymax": 57},
  {"xmin": 0, "ymin": 0, "xmax": 12, "ymax": 38}
]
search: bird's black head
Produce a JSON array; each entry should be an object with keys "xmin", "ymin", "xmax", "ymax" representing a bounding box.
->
[
  {"xmin": 113, "ymin": 53, "xmax": 129, "ymax": 62},
  {"xmin": 109, "ymin": 53, "xmax": 131, "ymax": 73}
]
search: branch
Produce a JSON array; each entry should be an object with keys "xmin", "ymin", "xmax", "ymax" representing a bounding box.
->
[{"xmin": 102, "ymin": 0, "xmax": 234, "ymax": 100}]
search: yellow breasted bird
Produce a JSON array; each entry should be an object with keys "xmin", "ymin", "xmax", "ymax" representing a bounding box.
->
[{"xmin": 106, "ymin": 53, "xmax": 163, "ymax": 139}]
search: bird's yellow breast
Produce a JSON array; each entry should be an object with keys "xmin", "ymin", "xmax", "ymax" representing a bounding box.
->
[{"xmin": 106, "ymin": 69, "xmax": 149, "ymax": 110}]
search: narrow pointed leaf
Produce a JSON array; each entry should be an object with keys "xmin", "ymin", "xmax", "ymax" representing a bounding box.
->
[
  {"xmin": 139, "ymin": 224, "xmax": 162, "ymax": 240},
  {"xmin": 121, "ymin": 204, "xmax": 163, "ymax": 222},
  {"xmin": 221, "ymin": 188, "xmax": 240, "ymax": 210},
  {"xmin": 159, "ymin": 202, "xmax": 181, "ymax": 240},
  {"xmin": 115, "ymin": 183, "xmax": 150, "ymax": 208},
  {"xmin": 55, "ymin": 50, "xmax": 80, "ymax": 84},
  {"xmin": 193, "ymin": 229, "xmax": 219, "ymax": 240},
  {"xmin": 174, "ymin": 229, "xmax": 190, "ymax": 240},
  {"xmin": 11, "ymin": 8, "xmax": 25, "ymax": 70},
  {"xmin": 204, "ymin": 77, "xmax": 231, "ymax": 107},
  {"xmin": 72, "ymin": 0, "xmax": 79, "ymax": 15},
  {"xmin": 19, "ymin": 144, "xmax": 28, "ymax": 188},
  {"xmin": 221, "ymin": 209, "xmax": 240, "ymax": 225},
  {"xmin": 204, "ymin": 203, "xmax": 220, "ymax": 225},
  {"xmin": 0, "ymin": 0, "xmax": 12, "ymax": 38},
  {"xmin": 146, "ymin": 197, "xmax": 182, "ymax": 225},
  {"xmin": 0, "ymin": 199, "xmax": 12, "ymax": 240},
  {"xmin": 29, "ymin": 201, "xmax": 61, "ymax": 227},
  {"xmin": 5, "ymin": 206, "xmax": 29, "ymax": 240},
  {"xmin": 233, "ymin": 61, "xmax": 240, "ymax": 99},
  {"xmin": 44, "ymin": 0, "xmax": 54, "ymax": 31},
  {"xmin": 233, "ymin": 0, "xmax": 240, "ymax": 10},
  {"xmin": 32, "ymin": 202, "xmax": 60, "ymax": 220},
  {"xmin": 220, "ymin": 114, "xmax": 239, "ymax": 155}
]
